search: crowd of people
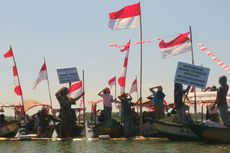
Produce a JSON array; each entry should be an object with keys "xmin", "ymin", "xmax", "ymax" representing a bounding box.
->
[{"xmin": 0, "ymin": 75, "xmax": 228, "ymax": 138}]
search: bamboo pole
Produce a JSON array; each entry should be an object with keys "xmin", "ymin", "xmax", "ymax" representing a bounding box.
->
[
  {"xmin": 11, "ymin": 46, "xmax": 25, "ymax": 119},
  {"xmin": 43, "ymin": 57, "xmax": 53, "ymax": 109},
  {"xmin": 139, "ymin": 2, "xmax": 143, "ymax": 136},
  {"xmin": 82, "ymin": 70, "xmax": 86, "ymax": 139},
  {"xmin": 189, "ymin": 26, "xmax": 198, "ymax": 121}
]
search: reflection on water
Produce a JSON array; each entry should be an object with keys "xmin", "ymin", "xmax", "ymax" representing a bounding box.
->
[{"xmin": 0, "ymin": 139, "xmax": 230, "ymax": 153}]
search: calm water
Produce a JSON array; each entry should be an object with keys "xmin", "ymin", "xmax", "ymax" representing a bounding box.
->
[{"xmin": 0, "ymin": 139, "xmax": 230, "ymax": 153}]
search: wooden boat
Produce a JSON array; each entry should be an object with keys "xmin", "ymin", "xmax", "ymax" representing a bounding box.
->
[
  {"xmin": 92, "ymin": 119, "xmax": 123, "ymax": 138},
  {"xmin": 153, "ymin": 116, "xmax": 199, "ymax": 140},
  {"xmin": 0, "ymin": 120, "xmax": 20, "ymax": 137},
  {"xmin": 186, "ymin": 91, "xmax": 230, "ymax": 143},
  {"xmin": 188, "ymin": 123, "xmax": 230, "ymax": 143},
  {"xmin": 140, "ymin": 122, "xmax": 161, "ymax": 137}
]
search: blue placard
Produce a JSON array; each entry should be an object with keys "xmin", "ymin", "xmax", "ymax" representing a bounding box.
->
[
  {"xmin": 57, "ymin": 67, "xmax": 80, "ymax": 84},
  {"xmin": 174, "ymin": 62, "xmax": 210, "ymax": 89}
]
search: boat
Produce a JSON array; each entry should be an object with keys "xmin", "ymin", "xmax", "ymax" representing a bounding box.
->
[
  {"xmin": 183, "ymin": 90, "xmax": 230, "ymax": 143},
  {"xmin": 188, "ymin": 123, "xmax": 230, "ymax": 143},
  {"xmin": 0, "ymin": 120, "xmax": 20, "ymax": 137},
  {"xmin": 153, "ymin": 116, "xmax": 199, "ymax": 141},
  {"xmin": 92, "ymin": 119, "xmax": 123, "ymax": 138}
]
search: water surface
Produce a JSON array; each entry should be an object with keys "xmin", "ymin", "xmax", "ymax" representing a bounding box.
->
[{"xmin": 1, "ymin": 139, "xmax": 230, "ymax": 153}]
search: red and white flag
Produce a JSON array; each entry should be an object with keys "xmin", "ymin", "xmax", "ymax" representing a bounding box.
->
[
  {"xmin": 159, "ymin": 32, "xmax": 191, "ymax": 58},
  {"xmin": 129, "ymin": 78, "xmax": 137, "ymax": 94},
  {"xmin": 4, "ymin": 47, "xmax": 22, "ymax": 96},
  {"xmin": 67, "ymin": 81, "xmax": 83, "ymax": 99},
  {"xmin": 108, "ymin": 3, "xmax": 140, "ymax": 30},
  {"xmin": 118, "ymin": 41, "xmax": 130, "ymax": 93},
  {"xmin": 33, "ymin": 62, "xmax": 48, "ymax": 89},
  {"xmin": 108, "ymin": 76, "xmax": 116, "ymax": 88}
]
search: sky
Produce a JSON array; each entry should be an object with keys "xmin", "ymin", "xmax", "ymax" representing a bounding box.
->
[{"xmin": 0, "ymin": 0, "xmax": 229, "ymax": 115}]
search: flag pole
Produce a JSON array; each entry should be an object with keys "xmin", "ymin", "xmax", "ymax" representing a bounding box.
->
[
  {"xmin": 189, "ymin": 25, "xmax": 197, "ymax": 121},
  {"xmin": 82, "ymin": 70, "xmax": 86, "ymax": 139},
  {"xmin": 115, "ymin": 77, "xmax": 117, "ymax": 101},
  {"xmin": 136, "ymin": 75, "xmax": 139, "ymax": 113},
  {"xmin": 11, "ymin": 46, "xmax": 25, "ymax": 119},
  {"xmin": 139, "ymin": 2, "xmax": 143, "ymax": 136},
  {"xmin": 136, "ymin": 75, "xmax": 139, "ymax": 102},
  {"xmin": 122, "ymin": 39, "xmax": 131, "ymax": 93},
  {"xmin": 43, "ymin": 57, "xmax": 53, "ymax": 109}
]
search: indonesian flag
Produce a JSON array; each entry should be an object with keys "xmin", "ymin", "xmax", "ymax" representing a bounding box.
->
[
  {"xmin": 129, "ymin": 78, "xmax": 137, "ymax": 94},
  {"xmin": 108, "ymin": 3, "xmax": 140, "ymax": 30},
  {"xmin": 118, "ymin": 41, "xmax": 130, "ymax": 93},
  {"xmin": 159, "ymin": 32, "xmax": 191, "ymax": 58},
  {"xmin": 4, "ymin": 47, "xmax": 22, "ymax": 96},
  {"xmin": 67, "ymin": 81, "xmax": 83, "ymax": 99},
  {"xmin": 33, "ymin": 62, "xmax": 48, "ymax": 89},
  {"xmin": 108, "ymin": 76, "xmax": 116, "ymax": 88}
]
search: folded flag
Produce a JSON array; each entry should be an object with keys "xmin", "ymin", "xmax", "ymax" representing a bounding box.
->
[
  {"xmin": 68, "ymin": 81, "xmax": 83, "ymax": 99},
  {"xmin": 159, "ymin": 32, "xmax": 191, "ymax": 58},
  {"xmin": 33, "ymin": 62, "xmax": 48, "ymax": 89},
  {"xmin": 108, "ymin": 3, "xmax": 140, "ymax": 30}
]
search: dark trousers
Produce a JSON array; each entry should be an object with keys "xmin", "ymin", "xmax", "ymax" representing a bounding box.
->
[{"xmin": 104, "ymin": 106, "xmax": 112, "ymax": 121}]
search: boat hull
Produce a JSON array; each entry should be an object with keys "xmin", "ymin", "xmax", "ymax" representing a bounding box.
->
[
  {"xmin": 0, "ymin": 120, "xmax": 20, "ymax": 137},
  {"xmin": 141, "ymin": 123, "xmax": 161, "ymax": 137},
  {"xmin": 153, "ymin": 118, "xmax": 199, "ymax": 141},
  {"xmin": 189, "ymin": 124, "xmax": 230, "ymax": 143},
  {"xmin": 92, "ymin": 119, "xmax": 123, "ymax": 138}
]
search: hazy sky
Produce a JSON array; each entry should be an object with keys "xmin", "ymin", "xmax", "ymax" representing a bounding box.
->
[{"xmin": 0, "ymin": 0, "xmax": 229, "ymax": 114}]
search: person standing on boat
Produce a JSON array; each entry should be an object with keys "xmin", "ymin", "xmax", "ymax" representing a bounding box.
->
[
  {"xmin": 98, "ymin": 87, "xmax": 113, "ymax": 121},
  {"xmin": 55, "ymin": 87, "xmax": 82, "ymax": 138},
  {"xmin": 174, "ymin": 83, "xmax": 190, "ymax": 123},
  {"xmin": 118, "ymin": 92, "xmax": 134, "ymax": 138},
  {"xmin": 147, "ymin": 86, "xmax": 165, "ymax": 120},
  {"xmin": 211, "ymin": 75, "xmax": 229, "ymax": 126}
]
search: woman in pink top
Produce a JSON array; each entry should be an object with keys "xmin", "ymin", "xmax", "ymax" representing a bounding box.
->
[{"xmin": 98, "ymin": 87, "xmax": 113, "ymax": 121}]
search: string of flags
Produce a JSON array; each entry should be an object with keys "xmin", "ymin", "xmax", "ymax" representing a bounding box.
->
[
  {"xmin": 197, "ymin": 43, "xmax": 230, "ymax": 74},
  {"xmin": 109, "ymin": 38, "xmax": 230, "ymax": 74},
  {"xmin": 108, "ymin": 38, "xmax": 160, "ymax": 50}
]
